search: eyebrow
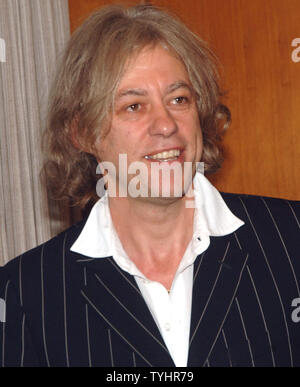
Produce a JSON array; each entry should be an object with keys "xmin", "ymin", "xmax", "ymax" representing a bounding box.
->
[
  {"xmin": 116, "ymin": 81, "xmax": 193, "ymax": 101},
  {"xmin": 165, "ymin": 81, "xmax": 193, "ymax": 95}
]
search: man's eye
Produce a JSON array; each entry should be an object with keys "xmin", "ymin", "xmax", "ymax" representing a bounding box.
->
[
  {"xmin": 127, "ymin": 103, "xmax": 141, "ymax": 112},
  {"xmin": 173, "ymin": 96, "xmax": 188, "ymax": 104}
]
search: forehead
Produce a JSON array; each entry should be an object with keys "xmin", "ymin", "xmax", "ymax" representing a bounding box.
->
[{"xmin": 117, "ymin": 44, "xmax": 190, "ymax": 90}]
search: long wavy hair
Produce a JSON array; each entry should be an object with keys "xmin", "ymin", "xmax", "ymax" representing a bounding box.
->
[{"xmin": 42, "ymin": 4, "xmax": 230, "ymax": 209}]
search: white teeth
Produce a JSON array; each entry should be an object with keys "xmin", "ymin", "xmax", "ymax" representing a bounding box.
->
[{"xmin": 146, "ymin": 149, "xmax": 181, "ymax": 160}]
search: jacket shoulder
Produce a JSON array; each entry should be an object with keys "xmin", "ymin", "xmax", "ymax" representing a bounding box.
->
[
  {"xmin": 1, "ymin": 219, "xmax": 87, "ymax": 287},
  {"xmin": 220, "ymin": 192, "xmax": 300, "ymax": 226},
  {"xmin": 220, "ymin": 192, "xmax": 300, "ymax": 277}
]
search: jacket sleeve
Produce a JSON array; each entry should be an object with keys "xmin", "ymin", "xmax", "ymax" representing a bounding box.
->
[{"xmin": 0, "ymin": 266, "xmax": 40, "ymax": 367}]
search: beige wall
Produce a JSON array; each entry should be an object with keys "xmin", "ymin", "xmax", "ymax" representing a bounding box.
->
[{"xmin": 69, "ymin": 0, "xmax": 300, "ymax": 200}]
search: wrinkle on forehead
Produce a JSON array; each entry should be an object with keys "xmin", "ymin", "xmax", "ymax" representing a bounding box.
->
[
  {"xmin": 111, "ymin": 42, "xmax": 189, "ymax": 111},
  {"xmin": 118, "ymin": 44, "xmax": 188, "ymax": 86},
  {"xmin": 125, "ymin": 41, "xmax": 181, "ymax": 71}
]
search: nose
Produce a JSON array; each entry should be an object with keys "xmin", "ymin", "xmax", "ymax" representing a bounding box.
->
[{"xmin": 148, "ymin": 104, "xmax": 178, "ymax": 137}]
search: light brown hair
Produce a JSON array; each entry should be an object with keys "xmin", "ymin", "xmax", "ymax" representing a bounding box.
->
[{"xmin": 42, "ymin": 4, "xmax": 230, "ymax": 209}]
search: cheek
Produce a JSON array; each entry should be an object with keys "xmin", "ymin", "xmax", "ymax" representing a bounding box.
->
[
  {"xmin": 189, "ymin": 113, "xmax": 202, "ymax": 143},
  {"xmin": 193, "ymin": 133, "xmax": 203, "ymax": 163},
  {"xmin": 192, "ymin": 117, "xmax": 203, "ymax": 159},
  {"xmin": 97, "ymin": 129, "xmax": 136, "ymax": 164},
  {"xmin": 94, "ymin": 135, "xmax": 117, "ymax": 163},
  {"xmin": 197, "ymin": 127, "xmax": 203, "ymax": 146}
]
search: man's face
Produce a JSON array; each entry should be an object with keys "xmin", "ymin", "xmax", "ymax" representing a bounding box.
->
[{"xmin": 96, "ymin": 44, "xmax": 203, "ymax": 201}]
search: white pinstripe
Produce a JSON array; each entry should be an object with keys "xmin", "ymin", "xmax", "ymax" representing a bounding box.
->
[
  {"xmin": 81, "ymin": 290, "xmax": 153, "ymax": 367},
  {"xmin": 261, "ymin": 198, "xmax": 300, "ymax": 296},
  {"xmin": 84, "ymin": 267, "xmax": 92, "ymax": 367},
  {"xmin": 246, "ymin": 265, "xmax": 276, "ymax": 367},
  {"xmin": 94, "ymin": 273, "xmax": 169, "ymax": 352},
  {"xmin": 40, "ymin": 244, "xmax": 50, "ymax": 367},
  {"xmin": 193, "ymin": 252, "xmax": 206, "ymax": 283},
  {"xmin": 234, "ymin": 232, "xmax": 242, "ymax": 250},
  {"xmin": 108, "ymin": 259, "xmax": 143, "ymax": 296},
  {"xmin": 18, "ymin": 255, "xmax": 23, "ymax": 307},
  {"xmin": 133, "ymin": 352, "xmax": 136, "ymax": 367},
  {"xmin": 286, "ymin": 201, "xmax": 300, "ymax": 229},
  {"xmin": 202, "ymin": 254, "xmax": 249, "ymax": 367},
  {"xmin": 222, "ymin": 329, "xmax": 233, "ymax": 367},
  {"xmin": 77, "ymin": 257, "xmax": 141, "ymax": 295},
  {"xmin": 189, "ymin": 242, "xmax": 231, "ymax": 345},
  {"xmin": 85, "ymin": 304, "xmax": 92, "ymax": 367},
  {"xmin": 239, "ymin": 197, "xmax": 294, "ymax": 366},
  {"xmin": 21, "ymin": 314, "xmax": 25, "ymax": 367},
  {"xmin": 108, "ymin": 329, "xmax": 114, "ymax": 367},
  {"xmin": 235, "ymin": 297, "xmax": 255, "ymax": 367}
]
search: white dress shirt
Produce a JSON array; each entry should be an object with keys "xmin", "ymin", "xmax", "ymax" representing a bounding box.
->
[{"xmin": 71, "ymin": 172, "xmax": 244, "ymax": 366}]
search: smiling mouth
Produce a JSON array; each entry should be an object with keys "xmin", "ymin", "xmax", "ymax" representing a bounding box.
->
[{"xmin": 144, "ymin": 149, "xmax": 181, "ymax": 162}]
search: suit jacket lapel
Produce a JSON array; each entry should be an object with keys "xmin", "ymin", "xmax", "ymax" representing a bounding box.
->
[
  {"xmin": 77, "ymin": 256, "xmax": 175, "ymax": 367},
  {"xmin": 188, "ymin": 232, "xmax": 249, "ymax": 367},
  {"xmin": 74, "ymin": 224, "xmax": 248, "ymax": 367}
]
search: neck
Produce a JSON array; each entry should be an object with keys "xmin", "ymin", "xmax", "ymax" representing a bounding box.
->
[{"xmin": 108, "ymin": 194, "xmax": 195, "ymax": 289}]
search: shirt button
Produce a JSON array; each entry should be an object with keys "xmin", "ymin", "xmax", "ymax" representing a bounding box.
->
[{"xmin": 164, "ymin": 323, "xmax": 171, "ymax": 331}]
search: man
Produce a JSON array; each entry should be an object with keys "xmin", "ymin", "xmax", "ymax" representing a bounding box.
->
[{"xmin": 0, "ymin": 4, "xmax": 299, "ymax": 367}]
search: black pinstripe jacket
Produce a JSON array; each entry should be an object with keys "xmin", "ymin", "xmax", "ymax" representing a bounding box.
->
[{"xmin": 1, "ymin": 193, "xmax": 300, "ymax": 367}]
